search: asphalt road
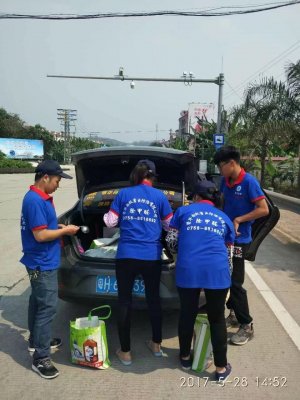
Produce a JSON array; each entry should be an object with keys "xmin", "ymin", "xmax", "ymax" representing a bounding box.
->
[{"xmin": 0, "ymin": 168, "xmax": 299, "ymax": 400}]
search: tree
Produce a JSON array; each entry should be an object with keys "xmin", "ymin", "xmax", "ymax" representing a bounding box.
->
[
  {"xmin": 150, "ymin": 141, "xmax": 163, "ymax": 147},
  {"xmin": 170, "ymin": 137, "xmax": 188, "ymax": 151},
  {"xmin": 286, "ymin": 60, "xmax": 300, "ymax": 195},
  {"xmin": 0, "ymin": 108, "xmax": 26, "ymax": 137},
  {"xmin": 286, "ymin": 60, "xmax": 300, "ymax": 97},
  {"xmin": 193, "ymin": 119, "xmax": 216, "ymax": 172},
  {"xmin": 228, "ymin": 77, "xmax": 298, "ymax": 186},
  {"xmin": 70, "ymin": 137, "xmax": 99, "ymax": 154},
  {"xmin": 0, "ymin": 107, "xmax": 100, "ymax": 164},
  {"xmin": 25, "ymin": 124, "xmax": 56, "ymax": 159}
]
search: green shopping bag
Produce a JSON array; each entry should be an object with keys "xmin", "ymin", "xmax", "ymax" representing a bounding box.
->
[
  {"xmin": 70, "ymin": 305, "xmax": 111, "ymax": 369},
  {"xmin": 192, "ymin": 314, "xmax": 213, "ymax": 372}
]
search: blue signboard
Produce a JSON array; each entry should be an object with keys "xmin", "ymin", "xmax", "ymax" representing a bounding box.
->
[
  {"xmin": 213, "ymin": 134, "xmax": 225, "ymax": 149},
  {"xmin": 0, "ymin": 138, "xmax": 44, "ymax": 159}
]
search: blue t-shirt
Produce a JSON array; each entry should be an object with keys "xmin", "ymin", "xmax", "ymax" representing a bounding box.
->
[
  {"xmin": 220, "ymin": 169, "xmax": 265, "ymax": 244},
  {"xmin": 170, "ymin": 201, "xmax": 235, "ymax": 289},
  {"xmin": 110, "ymin": 183, "xmax": 172, "ymax": 260},
  {"xmin": 20, "ymin": 186, "xmax": 60, "ymax": 270}
]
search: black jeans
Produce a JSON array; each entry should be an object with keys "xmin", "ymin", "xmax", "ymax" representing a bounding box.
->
[
  {"xmin": 116, "ymin": 259, "xmax": 162, "ymax": 352},
  {"xmin": 177, "ymin": 287, "xmax": 228, "ymax": 368},
  {"xmin": 226, "ymin": 243, "xmax": 253, "ymax": 325}
]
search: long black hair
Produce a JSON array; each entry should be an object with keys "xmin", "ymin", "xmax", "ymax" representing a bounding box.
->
[
  {"xmin": 129, "ymin": 164, "xmax": 156, "ymax": 186},
  {"xmin": 198, "ymin": 188, "xmax": 223, "ymax": 209}
]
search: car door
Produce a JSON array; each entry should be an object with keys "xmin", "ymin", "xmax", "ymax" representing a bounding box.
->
[{"xmin": 244, "ymin": 190, "xmax": 280, "ymax": 261}]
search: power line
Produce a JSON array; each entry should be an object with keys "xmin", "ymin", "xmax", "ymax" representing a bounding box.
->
[
  {"xmin": 224, "ymin": 40, "xmax": 300, "ymax": 100},
  {"xmin": 225, "ymin": 79, "xmax": 244, "ymax": 102},
  {"xmin": 1, "ymin": 1, "xmax": 299, "ymax": 19},
  {"xmin": 225, "ymin": 69, "xmax": 290, "ymax": 110},
  {"xmin": 224, "ymin": 40, "xmax": 300, "ymax": 97}
]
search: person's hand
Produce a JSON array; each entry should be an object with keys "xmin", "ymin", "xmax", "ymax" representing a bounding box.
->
[
  {"xmin": 58, "ymin": 223, "xmax": 67, "ymax": 229},
  {"xmin": 233, "ymin": 217, "xmax": 241, "ymax": 236},
  {"xmin": 63, "ymin": 224, "xmax": 80, "ymax": 236}
]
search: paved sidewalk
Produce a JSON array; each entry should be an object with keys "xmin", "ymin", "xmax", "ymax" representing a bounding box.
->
[{"xmin": 273, "ymin": 209, "xmax": 300, "ymax": 243}]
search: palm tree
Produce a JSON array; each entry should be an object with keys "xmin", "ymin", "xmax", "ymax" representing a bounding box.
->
[
  {"xmin": 228, "ymin": 77, "xmax": 298, "ymax": 186},
  {"xmin": 286, "ymin": 60, "xmax": 300, "ymax": 97},
  {"xmin": 286, "ymin": 60, "xmax": 300, "ymax": 195}
]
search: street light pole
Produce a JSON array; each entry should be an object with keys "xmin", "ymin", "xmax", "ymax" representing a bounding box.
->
[
  {"xmin": 49, "ymin": 69, "xmax": 224, "ymax": 147},
  {"xmin": 48, "ymin": 73, "xmax": 219, "ymax": 85},
  {"xmin": 216, "ymin": 73, "xmax": 224, "ymax": 134}
]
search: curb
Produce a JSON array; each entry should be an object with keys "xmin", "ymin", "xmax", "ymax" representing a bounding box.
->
[{"xmin": 272, "ymin": 226, "xmax": 300, "ymax": 244}]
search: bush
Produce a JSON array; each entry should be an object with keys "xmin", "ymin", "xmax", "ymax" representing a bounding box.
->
[{"xmin": 0, "ymin": 158, "xmax": 34, "ymax": 172}]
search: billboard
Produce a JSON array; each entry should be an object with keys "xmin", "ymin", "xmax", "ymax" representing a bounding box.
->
[
  {"xmin": 0, "ymin": 138, "xmax": 44, "ymax": 159},
  {"xmin": 188, "ymin": 103, "xmax": 215, "ymax": 134}
]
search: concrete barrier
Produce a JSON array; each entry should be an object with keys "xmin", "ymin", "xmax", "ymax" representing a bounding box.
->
[{"xmin": 264, "ymin": 189, "xmax": 300, "ymax": 214}]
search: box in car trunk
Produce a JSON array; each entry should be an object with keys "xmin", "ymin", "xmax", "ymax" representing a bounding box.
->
[{"xmin": 68, "ymin": 188, "xmax": 183, "ymax": 263}]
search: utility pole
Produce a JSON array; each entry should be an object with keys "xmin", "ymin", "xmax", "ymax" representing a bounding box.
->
[{"xmin": 57, "ymin": 109, "xmax": 77, "ymax": 163}]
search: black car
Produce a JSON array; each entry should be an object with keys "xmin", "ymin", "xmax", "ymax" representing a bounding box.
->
[{"xmin": 57, "ymin": 146, "xmax": 198, "ymax": 308}]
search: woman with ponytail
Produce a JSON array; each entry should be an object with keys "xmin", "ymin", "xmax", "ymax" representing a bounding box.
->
[
  {"xmin": 104, "ymin": 159, "xmax": 173, "ymax": 365},
  {"xmin": 166, "ymin": 180, "xmax": 235, "ymax": 381}
]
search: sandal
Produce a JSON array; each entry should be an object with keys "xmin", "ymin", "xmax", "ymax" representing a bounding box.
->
[
  {"xmin": 116, "ymin": 349, "xmax": 132, "ymax": 366},
  {"xmin": 146, "ymin": 340, "xmax": 163, "ymax": 357}
]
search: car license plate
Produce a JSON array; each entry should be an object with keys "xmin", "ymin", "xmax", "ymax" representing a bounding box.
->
[{"xmin": 96, "ymin": 275, "xmax": 145, "ymax": 296}]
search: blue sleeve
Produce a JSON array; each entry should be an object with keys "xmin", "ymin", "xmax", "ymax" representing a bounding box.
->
[
  {"xmin": 225, "ymin": 218, "xmax": 235, "ymax": 243},
  {"xmin": 248, "ymin": 175, "xmax": 265, "ymax": 202},
  {"xmin": 110, "ymin": 191, "xmax": 122, "ymax": 215},
  {"xmin": 219, "ymin": 211, "xmax": 235, "ymax": 243},
  {"xmin": 160, "ymin": 194, "xmax": 173, "ymax": 219},
  {"xmin": 169, "ymin": 208, "xmax": 181, "ymax": 230},
  {"xmin": 27, "ymin": 199, "xmax": 48, "ymax": 230}
]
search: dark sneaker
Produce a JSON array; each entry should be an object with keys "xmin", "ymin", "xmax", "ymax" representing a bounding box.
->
[
  {"xmin": 225, "ymin": 311, "xmax": 239, "ymax": 328},
  {"xmin": 28, "ymin": 338, "xmax": 62, "ymax": 353},
  {"xmin": 180, "ymin": 357, "xmax": 192, "ymax": 370},
  {"xmin": 50, "ymin": 338, "xmax": 62, "ymax": 350},
  {"xmin": 230, "ymin": 323, "xmax": 254, "ymax": 345},
  {"xmin": 32, "ymin": 358, "xmax": 59, "ymax": 379},
  {"xmin": 215, "ymin": 363, "xmax": 232, "ymax": 382}
]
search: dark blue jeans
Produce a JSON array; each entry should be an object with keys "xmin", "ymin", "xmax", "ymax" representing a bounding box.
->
[{"xmin": 26, "ymin": 268, "xmax": 58, "ymax": 361}]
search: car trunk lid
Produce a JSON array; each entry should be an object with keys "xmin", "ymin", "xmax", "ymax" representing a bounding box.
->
[{"xmin": 72, "ymin": 146, "xmax": 198, "ymax": 197}]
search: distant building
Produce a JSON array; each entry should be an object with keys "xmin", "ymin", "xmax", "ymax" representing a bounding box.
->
[
  {"xmin": 178, "ymin": 110, "xmax": 189, "ymax": 138},
  {"xmin": 177, "ymin": 103, "xmax": 215, "ymax": 139},
  {"xmin": 50, "ymin": 131, "xmax": 64, "ymax": 141}
]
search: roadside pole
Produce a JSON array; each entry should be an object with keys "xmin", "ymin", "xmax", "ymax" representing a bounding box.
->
[{"xmin": 216, "ymin": 73, "xmax": 224, "ymax": 134}]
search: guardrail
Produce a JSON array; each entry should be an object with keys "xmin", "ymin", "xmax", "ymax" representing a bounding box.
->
[{"xmin": 264, "ymin": 189, "xmax": 300, "ymax": 214}]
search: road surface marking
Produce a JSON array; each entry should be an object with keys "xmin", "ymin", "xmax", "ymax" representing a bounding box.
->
[{"xmin": 246, "ymin": 261, "xmax": 300, "ymax": 351}]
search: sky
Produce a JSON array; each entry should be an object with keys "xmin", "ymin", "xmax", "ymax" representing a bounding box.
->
[{"xmin": 0, "ymin": 0, "xmax": 299, "ymax": 143}]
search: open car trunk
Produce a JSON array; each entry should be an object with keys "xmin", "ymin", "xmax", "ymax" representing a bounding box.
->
[
  {"xmin": 66, "ymin": 187, "xmax": 185, "ymax": 265},
  {"xmin": 64, "ymin": 146, "xmax": 197, "ymax": 265}
]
